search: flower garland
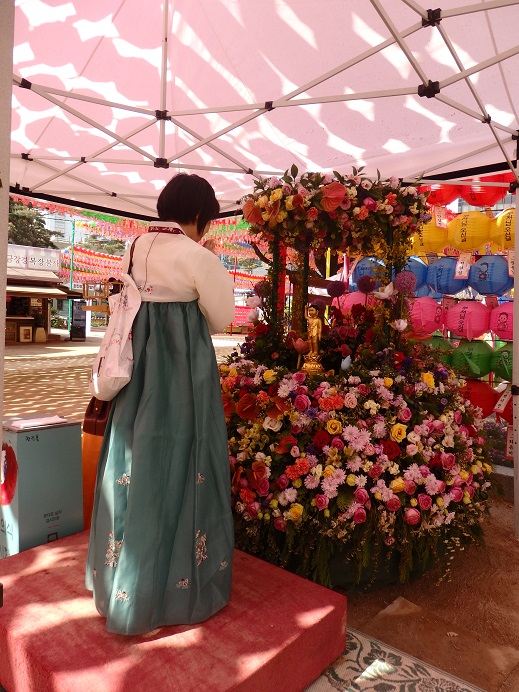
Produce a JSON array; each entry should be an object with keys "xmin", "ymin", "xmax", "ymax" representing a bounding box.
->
[{"xmin": 241, "ymin": 166, "xmax": 431, "ymax": 258}]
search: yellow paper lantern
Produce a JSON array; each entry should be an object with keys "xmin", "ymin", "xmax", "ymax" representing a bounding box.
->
[
  {"xmin": 447, "ymin": 211, "xmax": 491, "ymax": 252},
  {"xmin": 411, "ymin": 220, "xmax": 448, "ymax": 254},
  {"xmin": 491, "ymin": 207, "xmax": 515, "ymax": 249}
]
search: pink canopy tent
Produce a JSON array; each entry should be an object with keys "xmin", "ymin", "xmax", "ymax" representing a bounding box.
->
[{"xmin": 1, "ymin": 0, "xmax": 519, "ymax": 535}]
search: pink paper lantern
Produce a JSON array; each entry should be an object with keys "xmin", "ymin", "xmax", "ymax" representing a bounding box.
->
[
  {"xmin": 409, "ymin": 297, "xmax": 444, "ymax": 335},
  {"xmin": 338, "ymin": 291, "xmax": 370, "ymax": 314},
  {"xmin": 445, "ymin": 301, "xmax": 491, "ymax": 341},
  {"xmin": 489, "ymin": 302, "xmax": 513, "ymax": 341}
]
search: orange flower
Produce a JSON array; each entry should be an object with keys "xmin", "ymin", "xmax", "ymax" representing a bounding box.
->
[
  {"xmin": 240, "ymin": 488, "xmax": 256, "ymax": 504},
  {"xmin": 242, "ymin": 198, "xmax": 264, "ymax": 225},
  {"xmin": 264, "ymin": 200, "xmax": 281, "ymax": 226},
  {"xmin": 356, "ymin": 206, "xmax": 369, "ymax": 220},
  {"xmin": 320, "ymin": 182, "xmax": 347, "ymax": 212},
  {"xmin": 251, "ymin": 460, "xmax": 268, "ymax": 482},
  {"xmin": 267, "ymin": 396, "xmax": 292, "ymax": 419},
  {"xmin": 222, "ymin": 394, "xmax": 236, "ymax": 418},
  {"xmin": 275, "ymin": 434, "xmax": 298, "ymax": 455}
]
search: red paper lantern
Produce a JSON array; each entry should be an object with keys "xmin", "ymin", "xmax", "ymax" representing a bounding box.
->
[
  {"xmin": 458, "ymin": 173, "xmax": 512, "ymax": 207},
  {"xmin": 461, "ymin": 379, "xmax": 497, "ymax": 419},
  {"xmin": 490, "ymin": 302, "xmax": 513, "ymax": 341},
  {"xmin": 338, "ymin": 291, "xmax": 369, "ymax": 314},
  {"xmin": 420, "ymin": 184, "xmax": 460, "ymax": 206}
]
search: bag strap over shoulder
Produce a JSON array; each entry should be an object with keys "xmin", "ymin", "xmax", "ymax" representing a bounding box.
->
[{"xmin": 127, "ymin": 236, "xmax": 139, "ymax": 274}]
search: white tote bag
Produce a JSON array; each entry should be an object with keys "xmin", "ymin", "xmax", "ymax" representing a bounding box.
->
[{"xmin": 89, "ymin": 242, "xmax": 142, "ymax": 401}]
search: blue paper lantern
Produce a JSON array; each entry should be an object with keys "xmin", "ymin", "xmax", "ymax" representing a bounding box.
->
[
  {"xmin": 426, "ymin": 256, "xmax": 468, "ymax": 295},
  {"xmin": 352, "ymin": 257, "xmax": 384, "ymax": 289},
  {"xmin": 414, "ymin": 284, "xmax": 442, "ymax": 299},
  {"xmin": 404, "ymin": 256, "xmax": 428, "ymax": 290},
  {"xmin": 468, "ymin": 255, "xmax": 513, "ymax": 296}
]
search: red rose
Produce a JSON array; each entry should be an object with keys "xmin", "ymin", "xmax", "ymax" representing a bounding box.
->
[
  {"xmin": 268, "ymin": 383, "xmax": 279, "ymax": 397},
  {"xmin": 368, "ymin": 464, "xmax": 383, "ymax": 479},
  {"xmin": 313, "ymin": 430, "xmax": 331, "ymax": 448},
  {"xmin": 385, "ymin": 496, "xmax": 401, "ymax": 512},
  {"xmin": 255, "ymin": 323, "xmax": 270, "ymax": 336},
  {"xmin": 236, "ymin": 393, "xmax": 259, "ymax": 421},
  {"xmin": 382, "ymin": 440, "xmax": 401, "ymax": 460}
]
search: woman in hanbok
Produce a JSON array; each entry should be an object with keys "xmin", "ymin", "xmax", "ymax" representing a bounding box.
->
[{"xmin": 86, "ymin": 173, "xmax": 235, "ymax": 635}]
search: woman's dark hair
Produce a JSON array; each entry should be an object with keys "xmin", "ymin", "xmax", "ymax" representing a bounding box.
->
[{"xmin": 157, "ymin": 173, "xmax": 220, "ymax": 236}]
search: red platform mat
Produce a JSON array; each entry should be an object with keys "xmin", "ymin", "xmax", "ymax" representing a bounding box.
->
[{"xmin": 0, "ymin": 531, "xmax": 346, "ymax": 692}]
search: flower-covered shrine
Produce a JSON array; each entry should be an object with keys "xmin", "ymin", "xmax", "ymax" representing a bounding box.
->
[{"xmin": 220, "ymin": 167, "xmax": 498, "ymax": 588}]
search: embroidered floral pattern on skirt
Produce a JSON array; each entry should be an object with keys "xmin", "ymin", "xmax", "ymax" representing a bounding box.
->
[
  {"xmin": 116, "ymin": 473, "xmax": 131, "ymax": 486},
  {"xmin": 105, "ymin": 531, "xmax": 123, "ymax": 567},
  {"xmin": 176, "ymin": 578, "xmax": 191, "ymax": 589},
  {"xmin": 195, "ymin": 530, "xmax": 207, "ymax": 566},
  {"xmin": 115, "ymin": 589, "xmax": 129, "ymax": 602}
]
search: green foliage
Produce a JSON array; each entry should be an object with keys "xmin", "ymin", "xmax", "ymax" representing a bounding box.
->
[
  {"xmin": 8, "ymin": 199, "xmax": 63, "ymax": 248},
  {"xmin": 80, "ymin": 234, "xmax": 127, "ymax": 256}
]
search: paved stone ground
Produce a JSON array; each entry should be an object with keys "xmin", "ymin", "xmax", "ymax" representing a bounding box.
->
[{"xmin": 2, "ymin": 331, "xmax": 240, "ymax": 422}]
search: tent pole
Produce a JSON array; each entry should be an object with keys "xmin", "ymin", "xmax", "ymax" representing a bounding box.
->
[
  {"xmin": 158, "ymin": 0, "xmax": 169, "ymax": 160},
  {"xmin": 0, "ymin": 0, "xmax": 14, "ymax": 426}
]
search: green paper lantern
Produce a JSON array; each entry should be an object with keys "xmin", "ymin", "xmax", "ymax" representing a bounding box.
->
[
  {"xmin": 490, "ymin": 343, "xmax": 513, "ymax": 381},
  {"xmin": 426, "ymin": 335, "xmax": 453, "ymax": 365},
  {"xmin": 451, "ymin": 340, "xmax": 493, "ymax": 378}
]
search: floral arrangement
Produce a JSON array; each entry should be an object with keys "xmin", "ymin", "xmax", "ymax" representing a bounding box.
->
[
  {"xmin": 221, "ymin": 338, "xmax": 492, "ymax": 586},
  {"xmin": 241, "ymin": 165, "xmax": 431, "ymax": 258}
]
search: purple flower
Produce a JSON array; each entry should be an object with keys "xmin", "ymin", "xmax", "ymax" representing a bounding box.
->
[
  {"xmin": 327, "ymin": 280, "xmax": 346, "ymax": 298},
  {"xmin": 393, "ymin": 270, "xmax": 417, "ymax": 294},
  {"xmin": 357, "ymin": 275, "xmax": 377, "ymax": 294}
]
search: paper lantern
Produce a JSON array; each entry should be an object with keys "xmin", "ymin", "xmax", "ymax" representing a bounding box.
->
[
  {"xmin": 490, "ymin": 344, "xmax": 513, "ymax": 381},
  {"xmin": 451, "ymin": 340, "xmax": 493, "ymax": 378},
  {"xmin": 352, "ymin": 257, "xmax": 384, "ymax": 289},
  {"xmin": 447, "ymin": 211, "xmax": 491, "ymax": 252},
  {"xmin": 426, "ymin": 335, "xmax": 453, "ymax": 365},
  {"xmin": 445, "ymin": 301, "xmax": 491, "ymax": 341},
  {"xmin": 468, "ymin": 255, "xmax": 513, "ymax": 296},
  {"xmin": 491, "ymin": 207, "xmax": 515, "ymax": 249},
  {"xmin": 411, "ymin": 220, "xmax": 449, "ymax": 254},
  {"xmin": 414, "ymin": 284, "xmax": 443, "ymax": 299},
  {"xmin": 458, "ymin": 174, "xmax": 510, "ymax": 207},
  {"xmin": 409, "ymin": 297, "xmax": 444, "ymax": 335},
  {"xmin": 426, "ymin": 256, "xmax": 468, "ymax": 295},
  {"xmin": 403, "ymin": 257, "xmax": 428, "ymax": 290},
  {"xmin": 338, "ymin": 291, "xmax": 369, "ymax": 314},
  {"xmin": 461, "ymin": 380, "xmax": 497, "ymax": 419},
  {"xmin": 419, "ymin": 184, "xmax": 460, "ymax": 206},
  {"xmin": 490, "ymin": 302, "xmax": 513, "ymax": 341}
]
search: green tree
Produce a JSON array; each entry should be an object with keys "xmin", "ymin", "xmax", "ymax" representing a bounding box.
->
[
  {"xmin": 8, "ymin": 199, "xmax": 63, "ymax": 248},
  {"xmin": 80, "ymin": 233, "xmax": 127, "ymax": 256}
]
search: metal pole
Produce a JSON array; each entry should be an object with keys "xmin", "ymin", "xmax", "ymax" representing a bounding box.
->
[
  {"xmin": 67, "ymin": 219, "xmax": 76, "ymax": 335},
  {"xmin": 513, "ymin": 174, "xmax": 519, "ymax": 538},
  {"xmin": 0, "ymin": 0, "xmax": 15, "ymax": 423}
]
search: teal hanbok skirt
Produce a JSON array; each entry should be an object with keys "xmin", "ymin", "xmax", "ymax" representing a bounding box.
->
[{"xmin": 85, "ymin": 301, "xmax": 233, "ymax": 635}]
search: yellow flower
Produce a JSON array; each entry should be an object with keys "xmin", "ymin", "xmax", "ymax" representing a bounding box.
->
[
  {"xmin": 384, "ymin": 377, "xmax": 393, "ymax": 388},
  {"xmin": 288, "ymin": 503, "xmax": 304, "ymax": 520},
  {"xmin": 229, "ymin": 368, "xmax": 238, "ymax": 377},
  {"xmin": 390, "ymin": 423, "xmax": 407, "ymax": 443},
  {"xmin": 263, "ymin": 513, "xmax": 270, "ymax": 521},
  {"xmin": 292, "ymin": 478, "xmax": 302, "ymax": 488},
  {"xmin": 324, "ymin": 509, "xmax": 330, "ymax": 518},
  {"xmin": 436, "ymin": 496, "xmax": 444, "ymax": 507},
  {"xmin": 421, "ymin": 372, "xmax": 435, "ymax": 388},
  {"xmin": 459, "ymin": 470, "xmax": 470, "ymax": 482},
  {"xmin": 389, "ymin": 477, "xmax": 405, "ymax": 493},
  {"xmin": 374, "ymin": 491, "xmax": 383, "ymax": 500},
  {"xmin": 269, "ymin": 499, "xmax": 278, "ymax": 509},
  {"xmin": 324, "ymin": 465, "xmax": 336, "ymax": 478},
  {"xmin": 270, "ymin": 188, "xmax": 283, "ymax": 202},
  {"xmin": 346, "ymin": 474, "xmax": 357, "ymax": 486},
  {"xmin": 471, "ymin": 464, "xmax": 479, "ymax": 475},
  {"xmin": 410, "ymin": 498, "xmax": 418, "ymax": 507},
  {"xmin": 483, "ymin": 463, "xmax": 492, "ymax": 474},
  {"xmin": 326, "ymin": 419, "xmax": 343, "ymax": 435},
  {"xmin": 220, "ymin": 365, "xmax": 229, "ymax": 374},
  {"xmin": 462, "ymin": 493, "xmax": 471, "ymax": 504},
  {"xmin": 257, "ymin": 194, "xmax": 268, "ymax": 208},
  {"xmin": 285, "ymin": 195, "xmax": 294, "ymax": 211},
  {"xmin": 276, "ymin": 211, "xmax": 287, "ymax": 223},
  {"xmin": 263, "ymin": 369, "xmax": 276, "ymax": 384}
]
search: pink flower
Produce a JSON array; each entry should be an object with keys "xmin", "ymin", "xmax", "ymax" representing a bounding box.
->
[
  {"xmin": 398, "ymin": 407, "xmax": 412, "ymax": 422},
  {"xmin": 331, "ymin": 437, "xmax": 344, "ymax": 450},
  {"xmin": 357, "ymin": 384, "xmax": 370, "ymax": 395},
  {"xmin": 315, "ymin": 494, "xmax": 329, "ymax": 511},
  {"xmin": 276, "ymin": 474, "xmax": 289, "ymax": 490},
  {"xmin": 294, "ymin": 394, "xmax": 311, "ymax": 412},
  {"xmin": 418, "ymin": 493, "xmax": 432, "ymax": 510},
  {"xmin": 354, "ymin": 488, "xmax": 369, "ymax": 505},
  {"xmin": 385, "ymin": 496, "xmax": 401, "ymax": 512},
  {"xmin": 343, "ymin": 393, "xmax": 358, "ymax": 408},
  {"xmin": 353, "ymin": 507, "xmax": 367, "ymax": 524},
  {"xmin": 368, "ymin": 464, "xmax": 383, "ymax": 479},
  {"xmin": 247, "ymin": 502, "xmax": 261, "ymax": 519},
  {"xmin": 454, "ymin": 411, "xmax": 462, "ymax": 424},
  {"xmin": 441, "ymin": 452, "xmax": 456, "ymax": 471},
  {"xmin": 274, "ymin": 517, "xmax": 287, "ymax": 532},
  {"xmin": 257, "ymin": 478, "xmax": 270, "ymax": 496},
  {"xmin": 290, "ymin": 446, "xmax": 300, "ymax": 458},
  {"xmin": 296, "ymin": 385, "xmax": 308, "ymax": 395},
  {"xmin": 450, "ymin": 487, "xmax": 463, "ymax": 502},
  {"xmin": 404, "ymin": 480, "xmax": 417, "ymax": 495},
  {"xmin": 293, "ymin": 372, "xmax": 306, "ymax": 384},
  {"xmin": 404, "ymin": 508, "xmax": 421, "ymax": 525},
  {"xmin": 363, "ymin": 196, "xmax": 378, "ymax": 211}
]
